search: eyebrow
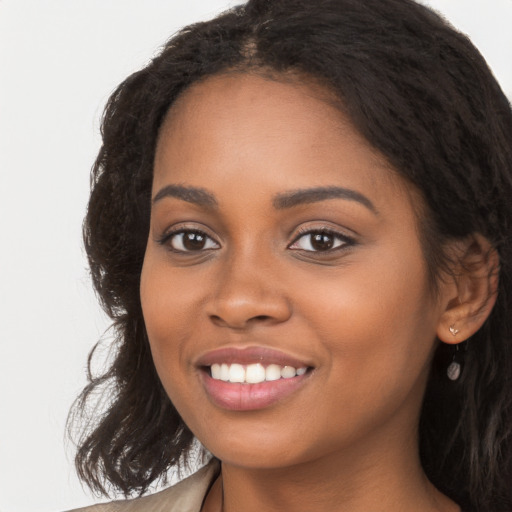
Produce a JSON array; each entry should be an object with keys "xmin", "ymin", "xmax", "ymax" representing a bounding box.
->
[
  {"xmin": 273, "ymin": 186, "xmax": 378, "ymax": 214},
  {"xmin": 152, "ymin": 183, "xmax": 377, "ymax": 215},
  {"xmin": 152, "ymin": 184, "xmax": 218, "ymax": 208}
]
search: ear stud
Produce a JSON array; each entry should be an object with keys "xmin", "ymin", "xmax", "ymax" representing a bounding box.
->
[{"xmin": 449, "ymin": 325, "xmax": 459, "ymax": 336}]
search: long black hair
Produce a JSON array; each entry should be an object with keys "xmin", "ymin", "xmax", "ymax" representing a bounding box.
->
[{"xmin": 68, "ymin": 1, "xmax": 512, "ymax": 509}]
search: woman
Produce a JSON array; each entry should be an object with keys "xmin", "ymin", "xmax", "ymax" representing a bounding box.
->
[{"xmin": 68, "ymin": 0, "xmax": 512, "ymax": 510}]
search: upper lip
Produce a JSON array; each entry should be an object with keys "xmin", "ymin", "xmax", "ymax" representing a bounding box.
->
[{"xmin": 195, "ymin": 346, "xmax": 313, "ymax": 368}]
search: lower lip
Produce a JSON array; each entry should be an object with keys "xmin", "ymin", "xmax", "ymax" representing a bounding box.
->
[{"xmin": 200, "ymin": 371, "xmax": 311, "ymax": 411}]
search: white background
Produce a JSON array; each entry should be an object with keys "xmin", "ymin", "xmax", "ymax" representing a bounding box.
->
[{"xmin": 0, "ymin": 1, "xmax": 511, "ymax": 511}]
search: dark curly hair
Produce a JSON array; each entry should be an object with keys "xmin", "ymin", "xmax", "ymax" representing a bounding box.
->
[{"xmin": 68, "ymin": 0, "xmax": 512, "ymax": 510}]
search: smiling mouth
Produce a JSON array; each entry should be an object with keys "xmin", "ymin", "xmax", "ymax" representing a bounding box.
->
[
  {"xmin": 196, "ymin": 347, "xmax": 314, "ymax": 410},
  {"xmin": 206, "ymin": 363, "xmax": 309, "ymax": 384},
  {"xmin": 200, "ymin": 364, "xmax": 313, "ymax": 411}
]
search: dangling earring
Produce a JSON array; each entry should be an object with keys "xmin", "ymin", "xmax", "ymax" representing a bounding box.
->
[
  {"xmin": 446, "ymin": 324, "xmax": 464, "ymax": 381},
  {"xmin": 446, "ymin": 344, "xmax": 462, "ymax": 381}
]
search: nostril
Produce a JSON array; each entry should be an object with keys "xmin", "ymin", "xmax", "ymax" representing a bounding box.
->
[
  {"xmin": 209, "ymin": 313, "xmax": 275, "ymax": 328},
  {"xmin": 251, "ymin": 315, "xmax": 272, "ymax": 322},
  {"xmin": 207, "ymin": 295, "xmax": 292, "ymax": 328},
  {"xmin": 209, "ymin": 315, "xmax": 224, "ymax": 326}
]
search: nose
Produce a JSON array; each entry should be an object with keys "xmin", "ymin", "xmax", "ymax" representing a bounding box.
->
[{"xmin": 206, "ymin": 252, "xmax": 292, "ymax": 330}]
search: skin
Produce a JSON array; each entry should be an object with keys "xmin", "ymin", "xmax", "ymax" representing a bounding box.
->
[{"xmin": 140, "ymin": 73, "xmax": 462, "ymax": 512}]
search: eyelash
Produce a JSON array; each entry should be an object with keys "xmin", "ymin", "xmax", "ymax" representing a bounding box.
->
[
  {"xmin": 158, "ymin": 226, "xmax": 355, "ymax": 254},
  {"xmin": 288, "ymin": 227, "xmax": 355, "ymax": 253},
  {"xmin": 158, "ymin": 228, "xmax": 219, "ymax": 253}
]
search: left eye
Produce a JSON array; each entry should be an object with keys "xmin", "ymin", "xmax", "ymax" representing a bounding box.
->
[
  {"xmin": 166, "ymin": 230, "xmax": 220, "ymax": 252},
  {"xmin": 289, "ymin": 231, "xmax": 351, "ymax": 252}
]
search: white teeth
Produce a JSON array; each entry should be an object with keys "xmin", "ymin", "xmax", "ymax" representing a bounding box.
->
[
  {"xmin": 211, "ymin": 363, "xmax": 221, "ymax": 379},
  {"xmin": 209, "ymin": 363, "xmax": 309, "ymax": 383},
  {"xmin": 265, "ymin": 364, "xmax": 282, "ymax": 381},
  {"xmin": 220, "ymin": 363, "xmax": 230, "ymax": 381},
  {"xmin": 246, "ymin": 363, "xmax": 266, "ymax": 384},
  {"xmin": 281, "ymin": 366, "xmax": 296, "ymax": 379},
  {"xmin": 229, "ymin": 363, "xmax": 245, "ymax": 383}
]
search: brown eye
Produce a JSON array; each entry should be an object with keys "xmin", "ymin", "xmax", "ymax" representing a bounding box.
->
[
  {"xmin": 310, "ymin": 233, "xmax": 335, "ymax": 251},
  {"xmin": 289, "ymin": 230, "xmax": 353, "ymax": 252},
  {"xmin": 183, "ymin": 232, "xmax": 206, "ymax": 250},
  {"xmin": 167, "ymin": 230, "xmax": 219, "ymax": 252}
]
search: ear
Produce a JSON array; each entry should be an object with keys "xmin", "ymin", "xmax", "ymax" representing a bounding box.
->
[{"xmin": 436, "ymin": 233, "xmax": 499, "ymax": 345}]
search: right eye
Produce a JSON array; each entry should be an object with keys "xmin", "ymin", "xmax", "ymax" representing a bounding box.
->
[{"xmin": 161, "ymin": 229, "xmax": 220, "ymax": 252}]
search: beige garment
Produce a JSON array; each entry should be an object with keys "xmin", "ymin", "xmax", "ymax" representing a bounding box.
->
[{"xmin": 68, "ymin": 461, "xmax": 220, "ymax": 512}]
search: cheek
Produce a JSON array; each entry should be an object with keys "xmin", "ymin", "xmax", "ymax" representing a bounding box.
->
[
  {"xmin": 140, "ymin": 255, "xmax": 190, "ymax": 372},
  {"xmin": 140, "ymin": 250, "xmax": 220, "ymax": 413},
  {"xmin": 140, "ymin": 258, "xmax": 205, "ymax": 416},
  {"xmin": 295, "ymin": 250, "xmax": 438, "ymax": 384},
  {"xmin": 141, "ymin": 249, "xmax": 204, "ymax": 332},
  {"xmin": 286, "ymin": 268, "xmax": 437, "ymax": 451}
]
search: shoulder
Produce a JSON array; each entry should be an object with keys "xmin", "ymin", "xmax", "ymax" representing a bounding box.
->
[{"xmin": 66, "ymin": 460, "xmax": 220, "ymax": 512}]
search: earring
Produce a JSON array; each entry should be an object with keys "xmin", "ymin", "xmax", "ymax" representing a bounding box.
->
[
  {"xmin": 447, "ymin": 342, "xmax": 466, "ymax": 381},
  {"xmin": 449, "ymin": 325, "xmax": 459, "ymax": 336}
]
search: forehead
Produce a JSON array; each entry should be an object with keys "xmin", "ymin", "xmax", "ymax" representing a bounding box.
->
[
  {"xmin": 161, "ymin": 72, "xmax": 347, "ymax": 135},
  {"xmin": 154, "ymin": 72, "xmax": 406, "ymax": 205}
]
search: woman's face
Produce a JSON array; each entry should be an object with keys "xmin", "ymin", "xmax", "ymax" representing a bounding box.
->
[{"xmin": 141, "ymin": 73, "xmax": 452, "ymax": 469}]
